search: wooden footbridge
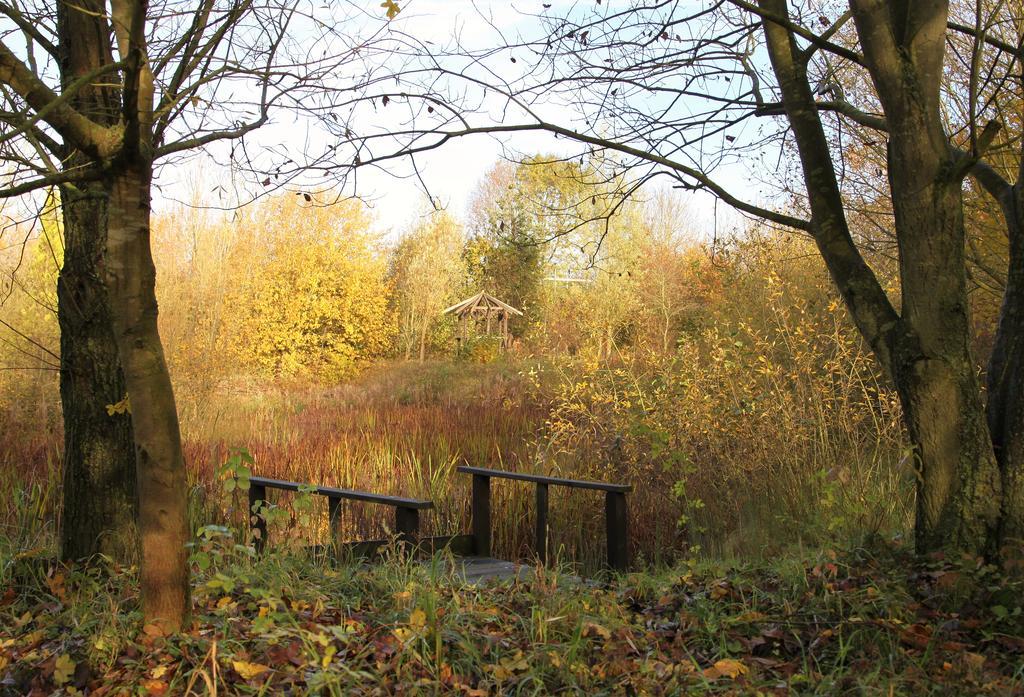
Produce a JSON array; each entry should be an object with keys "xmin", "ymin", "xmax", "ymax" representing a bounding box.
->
[{"xmin": 248, "ymin": 466, "xmax": 632, "ymax": 579}]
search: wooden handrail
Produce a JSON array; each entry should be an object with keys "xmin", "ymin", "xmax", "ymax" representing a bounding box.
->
[
  {"xmin": 457, "ymin": 466, "xmax": 630, "ymax": 571},
  {"xmin": 456, "ymin": 466, "xmax": 632, "ymax": 493},
  {"xmin": 249, "ymin": 476, "xmax": 434, "ymax": 509},
  {"xmin": 247, "ymin": 475, "xmax": 432, "ymax": 555}
]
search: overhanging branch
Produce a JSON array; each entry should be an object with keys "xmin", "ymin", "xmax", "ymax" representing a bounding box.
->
[{"xmin": 353, "ymin": 121, "xmax": 812, "ymax": 231}]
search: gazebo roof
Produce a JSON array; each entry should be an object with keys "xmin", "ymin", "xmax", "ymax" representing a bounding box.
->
[{"xmin": 442, "ymin": 291, "xmax": 523, "ymax": 317}]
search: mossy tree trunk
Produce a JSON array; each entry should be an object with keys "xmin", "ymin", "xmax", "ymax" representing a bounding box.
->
[
  {"xmin": 57, "ymin": 185, "xmax": 137, "ymax": 562},
  {"xmin": 56, "ymin": 0, "xmax": 137, "ymax": 563},
  {"xmin": 985, "ymin": 170, "xmax": 1024, "ymax": 550}
]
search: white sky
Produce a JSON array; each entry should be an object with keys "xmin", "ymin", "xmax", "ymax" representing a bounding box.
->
[{"xmin": 151, "ymin": 0, "xmax": 762, "ymax": 243}]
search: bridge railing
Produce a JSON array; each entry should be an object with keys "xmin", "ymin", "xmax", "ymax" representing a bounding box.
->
[
  {"xmin": 456, "ymin": 466, "xmax": 632, "ymax": 571},
  {"xmin": 247, "ymin": 476, "xmax": 434, "ymax": 556}
]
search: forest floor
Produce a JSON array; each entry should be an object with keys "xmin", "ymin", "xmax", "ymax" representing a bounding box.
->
[{"xmin": 1, "ymin": 541, "xmax": 1022, "ymax": 695}]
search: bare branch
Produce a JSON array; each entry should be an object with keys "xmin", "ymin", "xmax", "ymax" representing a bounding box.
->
[
  {"xmin": 0, "ymin": 3, "xmax": 58, "ymax": 58},
  {"xmin": 0, "ymin": 41, "xmax": 120, "ymax": 159}
]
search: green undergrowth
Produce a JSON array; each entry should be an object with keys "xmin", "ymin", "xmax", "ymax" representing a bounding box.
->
[{"xmin": 1, "ymin": 539, "xmax": 1023, "ymax": 696}]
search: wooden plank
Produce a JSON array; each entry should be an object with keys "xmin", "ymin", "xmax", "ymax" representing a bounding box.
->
[
  {"xmin": 457, "ymin": 466, "xmax": 632, "ymax": 493},
  {"xmin": 333, "ymin": 535, "xmax": 476, "ymax": 560},
  {"xmin": 442, "ymin": 291, "xmax": 484, "ymax": 316},
  {"xmin": 424, "ymin": 534, "xmax": 475, "ymax": 556},
  {"xmin": 456, "ymin": 557, "xmax": 529, "ymax": 583},
  {"xmin": 248, "ymin": 482, "xmax": 267, "ymax": 555},
  {"xmin": 605, "ymin": 491, "xmax": 629, "ymax": 571},
  {"xmin": 249, "ymin": 476, "xmax": 433, "ymax": 509},
  {"xmin": 343, "ymin": 539, "xmax": 387, "ymax": 559},
  {"xmin": 535, "ymin": 483, "xmax": 549, "ymax": 565},
  {"xmin": 471, "ymin": 473, "xmax": 491, "ymax": 557}
]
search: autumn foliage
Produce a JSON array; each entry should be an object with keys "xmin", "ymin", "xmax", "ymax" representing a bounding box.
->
[
  {"xmin": 0, "ymin": 161, "xmax": 924, "ymax": 564},
  {"xmin": 0, "ymin": 154, "xmax": 1019, "ymax": 693}
]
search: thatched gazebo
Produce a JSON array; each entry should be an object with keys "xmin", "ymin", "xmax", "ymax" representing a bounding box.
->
[{"xmin": 442, "ymin": 291, "xmax": 523, "ymax": 350}]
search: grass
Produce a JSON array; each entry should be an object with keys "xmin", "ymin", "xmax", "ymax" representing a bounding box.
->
[
  {"xmin": 1, "ymin": 538, "xmax": 1022, "ymax": 695},
  {"xmin": 0, "ymin": 360, "xmax": 1020, "ymax": 693}
]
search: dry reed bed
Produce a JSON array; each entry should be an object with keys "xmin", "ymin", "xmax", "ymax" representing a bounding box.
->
[
  {"xmin": 177, "ymin": 362, "xmax": 653, "ymax": 570},
  {"xmin": 2, "ymin": 355, "xmax": 910, "ymax": 569}
]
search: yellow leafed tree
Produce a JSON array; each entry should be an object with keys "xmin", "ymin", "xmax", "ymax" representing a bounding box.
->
[
  {"xmin": 392, "ymin": 209, "xmax": 465, "ymax": 361},
  {"xmin": 0, "ymin": 195, "xmax": 62, "ymax": 431},
  {"xmin": 223, "ymin": 196, "xmax": 394, "ymax": 381}
]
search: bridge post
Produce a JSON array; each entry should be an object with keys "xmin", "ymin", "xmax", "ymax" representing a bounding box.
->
[
  {"xmin": 249, "ymin": 482, "xmax": 268, "ymax": 555},
  {"xmin": 327, "ymin": 495, "xmax": 343, "ymax": 556},
  {"xmin": 605, "ymin": 490, "xmax": 628, "ymax": 571},
  {"xmin": 471, "ymin": 473, "xmax": 491, "ymax": 557},
  {"xmin": 535, "ymin": 483, "xmax": 549, "ymax": 565},
  {"xmin": 395, "ymin": 506, "xmax": 419, "ymax": 551}
]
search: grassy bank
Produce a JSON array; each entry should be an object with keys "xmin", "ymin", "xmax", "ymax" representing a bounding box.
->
[{"xmin": 1, "ymin": 542, "xmax": 1022, "ymax": 695}]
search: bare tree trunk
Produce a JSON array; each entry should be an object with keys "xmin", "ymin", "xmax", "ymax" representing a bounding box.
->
[
  {"xmin": 760, "ymin": 0, "xmax": 1003, "ymax": 555},
  {"xmin": 849, "ymin": 0, "xmax": 1002, "ymax": 555},
  {"xmin": 58, "ymin": 184, "xmax": 137, "ymax": 562},
  {"xmin": 56, "ymin": 0, "xmax": 137, "ymax": 562},
  {"xmin": 890, "ymin": 237, "xmax": 1003, "ymax": 554},
  {"xmin": 885, "ymin": 134, "xmax": 1002, "ymax": 554},
  {"xmin": 419, "ymin": 318, "xmax": 428, "ymax": 362},
  {"xmin": 987, "ymin": 190, "xmax": 1024, "ymax": 548},
  {"xmin": 893, "ymin": 346, "xmax": 1001, "ymax": 553},
  {"xmin": 662, "ymin": 306, "xmax": 671, "ymax": 354},
  {"xmin": 105, "ymin": 163, "xmax": 190, "ymax": 629}
]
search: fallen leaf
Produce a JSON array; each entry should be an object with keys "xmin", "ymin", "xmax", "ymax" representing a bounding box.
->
[
  {"xmin": 729, "ymin": 610, "xmax": 768, "ymax": 624},
  {"xmin": 53, "ymin": 653, "xmax": 75, "ymax": 686},
  {"xmin": 45, "ymin": 573, "xmax": 67, "ymax": 602},
  {"xmin": 962, "ymin": 652, "xmax": 986, "ymax": 673},
  {"xmin": 140, "ymin": 678, "xmax": 168, "ymax": 695},
  {"xmin": 582, "ymin": 622, "xmax": 611, "ymax": 640},
  {"xmin": 232, "ymin": 659, "xmax": 271, "ymax": 680},
  {"xmin": 706, "ymin": 658, "xmax": 748, "ymax": 679}
]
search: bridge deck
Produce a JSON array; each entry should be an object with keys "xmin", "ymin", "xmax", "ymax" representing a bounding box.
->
[{"xmin": 449, "ymin": 556, "xmax": 530, "ymax": 583}]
